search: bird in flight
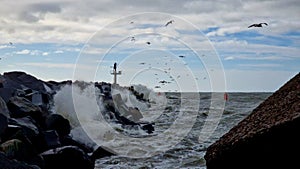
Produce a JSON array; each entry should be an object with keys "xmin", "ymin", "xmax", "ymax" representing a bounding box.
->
[
  {"xmin": 248, "ymin": 23, "xmax": 268, "ymax": 28},
  {"xmin": 9, "ymin": 42, "xmax": 13, "ymax": 45},
  {"xmin": 131, "ymin": 37, "xmax": 135, "ymax": 41},
  {"xmin": 178, "ymin": 55, "xmax": 185, "ymax": 58},
  {"xmin": 146, "ymin": 41, "xmax": 151, "ymax": 45},
  {"xmin": 165, "ymin": 20, "xmax": 174, "ymax": 27}
]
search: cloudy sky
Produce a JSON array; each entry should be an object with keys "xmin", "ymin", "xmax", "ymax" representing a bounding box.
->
[{"xmin": 0, "ymin": 0, "xmax": 299, "ymax": 92}]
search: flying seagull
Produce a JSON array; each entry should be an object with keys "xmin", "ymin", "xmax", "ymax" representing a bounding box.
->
[
  {"xmin": 165, "ymin": 20, "xmax": 174, "ymax": 27},
  {"xmin": 248, "ymin": 23, "xmax": 268, "ymax": 28},
  {"xmin": 131, "ymin": 37, "xmax": 135, "ymax": 41},
  {"xmin": 9, "ymin": 42, "xmax": 13, "ymax": 45}
]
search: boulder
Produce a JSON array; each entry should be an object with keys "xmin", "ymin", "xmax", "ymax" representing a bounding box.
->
[
  {"xmin": 60, "ymin": 135, "xmax": 93, "ymax": 153},
  {"xmin": 7, "ymin": 96, "xmax": 47, "ymax": 127},
  {"xmin": 8, "ymin": 117, "xmax": 44, "ymax": 152},
  {"xmin": 112, "ymin": 94, "xmax": 143, "ymax": 122},
  {"xmin": 1, "ymin": 124, "xmax": 23, "ymax": 143},
  {"xmin": 41, "ymin": 146, "xmax": 94, "ymax": 169},
  {"xmin": 42, "ymin": 130, "xmax": 61, "ymax": 149},
  {"xmin": 0, "ymin": 152, "xmax": 39, "ymax": 169},
  {"xmin": 3, "ymin": 71, "xmax": 46, "ymax": 92},
  {"xmin": 0, "ymin": 96, "xmax": 10, "ymax": 117},
  {"xmin": 141, "ymin": 123, "xmax": 155, "ymax": 134},
  {"xmin": 204, "ymin": 73, "xmax": 300, "ymax": 169},
  {"xmin": 0, "ymin": 88, "xmax": 16, "ymax": 103},
  {"xmin": 9, "ymin": 117, "xmax": 40, "ymax": 138},
  {"xmin": 90, "ymin": 146, "xmax": 115, "ymax": 161},
  {"xmin": 0, "ymin": 139, "xmax": 43, "ymax": 167},
  {"xmin": 0, "ymin": 113, "xmax": 8, "ymax": 140},
  {"xmin": 45, "ymin": 114, "xmax": 71, "ymax": 138}
]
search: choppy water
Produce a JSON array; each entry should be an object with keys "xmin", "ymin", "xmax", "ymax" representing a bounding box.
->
[
  {"xmin": 92, "ymin": 92, "xmax": 272, "ymax": 169},
  {"xmin": 52, "ymin": 85, "xmax": 271, "ymax": 168}
]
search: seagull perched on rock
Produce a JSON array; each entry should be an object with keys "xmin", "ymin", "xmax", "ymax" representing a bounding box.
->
[
  {"xmin": 165, "ymin": 20, "xmax": 174, "ymax": 27},
  {"xmin": 248, "ymin": 23, "xmax": 268, "ymax": 28}
]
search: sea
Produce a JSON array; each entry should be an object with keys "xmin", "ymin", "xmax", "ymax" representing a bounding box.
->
[{"xmin": 52, "ymin": 84, "xmax": 272, "ymax": 169}]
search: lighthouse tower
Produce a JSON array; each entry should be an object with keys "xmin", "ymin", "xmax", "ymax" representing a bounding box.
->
[{"xmin": 111, "ymin": 62, "xmax": 122, "ymax": 85}]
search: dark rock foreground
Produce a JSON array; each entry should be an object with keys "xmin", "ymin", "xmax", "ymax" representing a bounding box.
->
[
  {"xmin": 205, "ymin": 72, "xmax": 300, "ymax": 169},
  {"xmin": 0, "ymin": 71, "xmax": 154, "ymax": 168}
]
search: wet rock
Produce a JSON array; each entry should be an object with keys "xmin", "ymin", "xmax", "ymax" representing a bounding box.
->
[
  {"xmin": 7, "ymin": 96, "xmax": 47, "ymax": 127},
  {"xmin": 3, "ymin": 71, "xmax": 47, "ymax": 92},
  {"xmin": 45, "ymin": 114, "xmax": 71, "ymax": 138},
  {"xmin": 90, "ymin": 146, "xmax": 115, "ymax": 161},
  {"xmin": 141, "ymin": 123, "xmax": 155, "ymax": 134},
  {"xmin": 0, "ymin": 96, "xmax": 10, "ymax": 117},
  {"xmin": 0, "ymin": 139, "xmax": 43, "ymax": 167},
  {"xmin": 9, "ymin": 117, "xmax": 40, "ymax": 140},
  {"xmin": 8, "ymin": 117, "xmax": 46, "ymax": 153},
  {"xmin": 42, "ymin": 130, "xmax": 61, "ymax": 149},
  {"xmin": 205, "ymin": 73, "xmax": 300, "ymax": 169},
  {"xmin": 41, "ymin": 146, "xmax": 94, "ymax": 169},
  {"xmin": 0, "ymin": 88, "xmax": 16, "ymax": 103},
  {"xmin": 60, "ymin": 135, "xmax": 93, "ymax": 153},
  {"xmin": 0, "ymin": 113, "xmax": 8, "ymax": 140},
  {"xmin": 1, "ymin": 139, "xmax": 26, "ymax": 160},
  {"xmin": 1, "ymin": 124, "xmax": 22, "ymax": 142},
  {"xmin": 0, "ymin": 152, "xmax": 39, "ymax": 169}
]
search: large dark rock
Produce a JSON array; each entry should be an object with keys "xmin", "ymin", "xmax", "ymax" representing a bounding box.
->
[
  {"xmin": 9, "ymin": 117, "xmax": 40, "ymax": 141},
  {"xmin": 7, "ymin": 96, "xmax": 47, "ymax": 127},
  {"xmin": 0, "ymin": 139, "xmax": 43, "ymax": 168},
  {"xmin": 3, "ymin": 71, "xmax": 47, "ymax": 92},
  {"xmin": 0, "ymin": 152, "xmax": 39, "ymax": 169},
  {"xmin": 41, "ymin": 146, "xmax": 94, "ymax": 169},
  {"xmin": 204, "ymin": 72, "xmax": 300, "ymax": 169},
  {"xmin": 0, "ymin": 113, "xmax": 8, "ymax": 139},
  {"xmin": 60, "ymin": 135, "xmax": 93, "ymax": 153},
  {"xmin": 42, "ymin": 130, "xmax": 61, "ymax": 149},
  {"xmin": 45, "ymin": 114, "xmax": 71, "ymax": 138},
  {"xmin": 0, "ymin": 96, "xmax": 10, "ymax": 117},
  {"xmin": 90, "ymin": 146, "xmax": 115, "ymax": 161},
  {"xmin": 7, "ymin": 117, "xmax": 46, "ymax": 153}
]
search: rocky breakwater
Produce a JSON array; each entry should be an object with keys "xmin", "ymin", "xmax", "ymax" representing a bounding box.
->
[
  {"xmin": 205, "ymin": 72, "xmax": 300, "ymax": 169},
  {"xmin": 0, "ymin": 71, "xmax": 145, "ymax": 169}
]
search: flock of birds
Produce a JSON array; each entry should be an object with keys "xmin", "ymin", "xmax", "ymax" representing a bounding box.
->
[
  {"xmin": 129, "ymin": 20, "xmax": 268, "ymax": 47},
  {"xmin": 1, "ymin": 21, "xmax": 268, "ymax": 91},
  {"xmin": 126, "ymin": 20, "xmax": 269, "ymax": 90}
]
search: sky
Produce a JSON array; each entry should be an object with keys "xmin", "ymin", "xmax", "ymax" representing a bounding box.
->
[{"xmin": 0, "ymin": 0, "xmax": 299, "ymax": 92}]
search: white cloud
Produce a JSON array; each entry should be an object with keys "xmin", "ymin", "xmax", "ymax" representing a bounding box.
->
[
  {"xmin": 224, "ymin": 56, "xmax": 234, "ymax": 60},
  {"xmin": 0, "ymin": 45, "xmax": 15, "ymax": 49},
  {"xmin": 42, "ymin": 52, "xmax": 49, "ymax": 56},
  {"xmin": 206, "ymin": 26, "xmax": 244, "ymax": 37},
  {"xmin": 0, "ymin": 1, "xmax": 299, "ymax": 44},
  {"xmin": 15, "ymin": 49, "xmax": 31, "ymax": 55},
  {"xmin": 54, "ymin": 50, "xmax": 64, "ymax": 54}
]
